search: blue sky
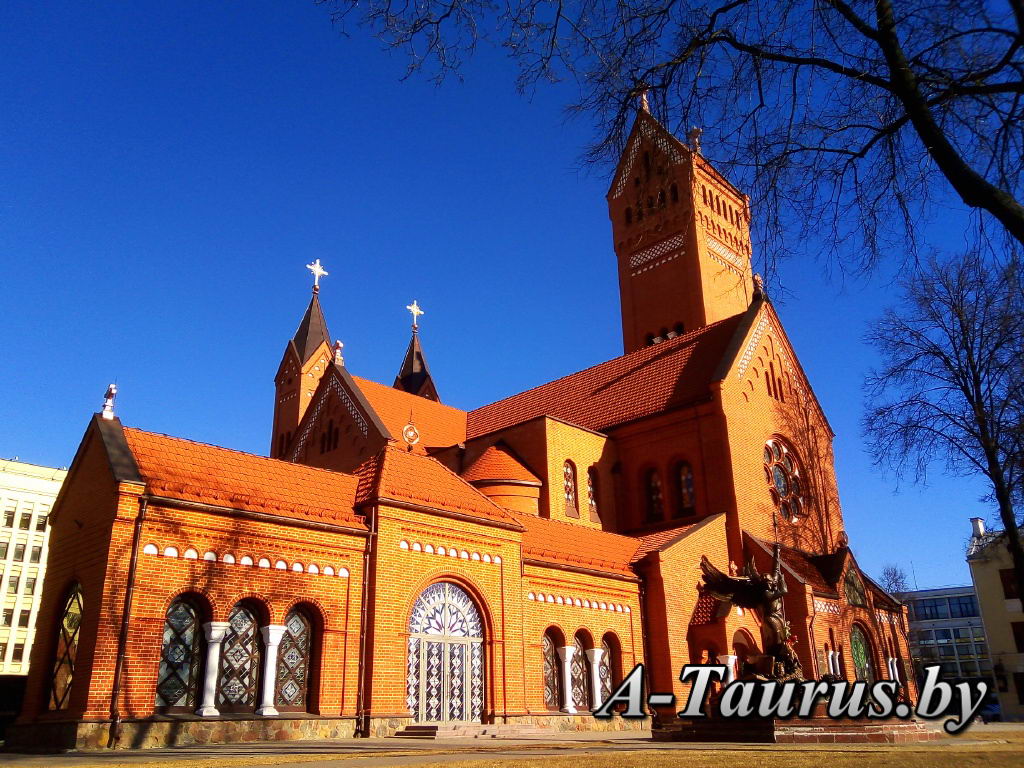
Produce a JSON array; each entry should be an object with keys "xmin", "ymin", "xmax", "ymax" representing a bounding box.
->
[{"xmin": 0, "ymin": 1, "xmax": 992, "ymax": 588}]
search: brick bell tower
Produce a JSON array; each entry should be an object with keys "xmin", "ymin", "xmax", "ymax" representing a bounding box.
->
[
  {"xmin": 608, "ymin": 105, "xmax": 755, "ymax": 353},
  {"xmin": 271, "ymin": 260, "xmax": 334, "ymax": 459}
]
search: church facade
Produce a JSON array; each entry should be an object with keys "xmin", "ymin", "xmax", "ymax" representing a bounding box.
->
[{"xmin": 14, "ymin": 111, "xmax": 914, "ymax": 749}]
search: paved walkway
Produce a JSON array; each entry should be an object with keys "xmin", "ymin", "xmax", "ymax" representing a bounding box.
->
[{"xmin": 3, "ymin": 723, "xmax": 1017, "ymax": 768}]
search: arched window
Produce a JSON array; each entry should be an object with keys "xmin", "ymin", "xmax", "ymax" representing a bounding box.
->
[
  {"xmin": 542, "ymin": 630, "xmax": 562, "ymax": 710},
  {"xmin": 850, "ymin": 625, "xmax": 876, "ymax": 683},
  {"xmin": 676, "ymin": 462, "xmax": 696, "ymax": 517},
  {"xmin": 563, "ymin": 461, "xmax": 579, "ymax": 518},
  {"xmin": 276, "ymin": 608, "xmax": 313, "ymax": 710},
  {"xmin": 599, "ymin": 633, "xmax": 620, "ymax": 702},
  {"xmin": 625, "ymin": 207, "xmax": 632, "ymax": 225},
  {"xmin": 844, "ymin": 569, "xmax": 867, "ymax": 607},
  {"xmin": 49, "ymin": 583, "xmax": 83, "ymax": 710},
  {"xmin": 586, "ymin": 468, "xmax": 599, "ymax": 521},
  {"xmin": 155, "ymin": 596, "xmax": 205, "ymax": 710},
  {"xmin": 763, "ymin": 439, "xmax": 808, "ymax": 523},
  {"xmin": 670, "ymin": 183, "xmax": 679, "ymax": 203},
  {"xmin": 644, "ymin": 469, "xmax": 664, "ymax": 522},
  {"xmin": 570, "ymin": 632, "xmax": 591, "ymax": 710},
  {"xmin": 217, "ymin": 602, "xmax": 262, "ymax": 712}
]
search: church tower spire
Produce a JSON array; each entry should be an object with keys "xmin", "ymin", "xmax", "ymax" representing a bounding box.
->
[
  {"xmin": 270, "ymin": 261, "xmax": 335, "ymax": 458},
  {"xmin": 607, "ymin": 107, "xmax": 754, "ymax": 354},
  {"xmin": 394, "ymin": 300, "xmax": 440, "ymax": 402}
]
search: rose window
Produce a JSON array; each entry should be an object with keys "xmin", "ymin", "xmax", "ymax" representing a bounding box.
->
[{"xmin": 763, "ymin": 440, "xmax": 806, "ymax": 523}]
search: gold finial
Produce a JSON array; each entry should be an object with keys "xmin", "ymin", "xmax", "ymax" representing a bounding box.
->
[
  {"xmin": 639, "ymin": 87, "xmax": 650, "ymax": 113},
  {"xmin": 406, "ymin": 299, "xmax": 424, "ymax": 331}
]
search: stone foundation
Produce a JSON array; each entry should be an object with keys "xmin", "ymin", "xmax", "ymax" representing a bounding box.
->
[
  {"xmin": 5, "ymin": 715, "xmax": 357, "ymax": 751},
  {"xmin": 367, "ymin": 712, "xmax": 647, "ymax": 737}
]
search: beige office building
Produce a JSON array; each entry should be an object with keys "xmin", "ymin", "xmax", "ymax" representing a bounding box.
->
[
  {"xmin": 967, "ymin": 517, "xmax": 1024, "ymax": 720},
  {"xmin": 0, "ymin": 459, "xmax": 66, "ymax": 674}
]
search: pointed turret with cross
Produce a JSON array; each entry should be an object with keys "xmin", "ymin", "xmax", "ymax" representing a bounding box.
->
[
  {"xmin": 270, "ymin": 261, "xmax": 336, "ymax": 458},
  {"xmin": 393, "ymin": 300, "xmax": 440, "ymax": 402}
]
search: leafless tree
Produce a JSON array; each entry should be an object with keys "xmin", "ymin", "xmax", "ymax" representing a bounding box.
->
[
  {"xmin": 864, "ymin": 250, "xmax": 1024, "ymax": 606},
  {"xmin": 879, "ymin": 563, "xmax": 910, "ymax": 595},
  {"xmin": 320, "ymin": 0, "xmax": 1024, "ymax": 273}
]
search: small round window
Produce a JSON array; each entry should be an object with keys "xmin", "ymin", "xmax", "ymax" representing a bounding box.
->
[{"xmin": 763, "ymin": 439, "xmax": 806, "ymax": 523}]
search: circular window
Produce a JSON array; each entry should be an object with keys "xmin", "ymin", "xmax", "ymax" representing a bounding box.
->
[{"xmin": 763, "ymin": 439, "xmax": 806, "ymax": 523}]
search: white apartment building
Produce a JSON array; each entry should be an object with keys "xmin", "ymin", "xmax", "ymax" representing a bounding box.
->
[{"xmin": 0, "ymin": 459, "xmax": 66, "ymax": 674}]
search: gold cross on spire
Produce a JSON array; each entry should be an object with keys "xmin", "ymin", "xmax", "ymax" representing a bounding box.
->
[
  {"xmin": 306, "ymin": 259, "xmax": 328, "ymax": 291},
  {"xmin": 406, "ymin": 300, "xmax": 424, "ymax": 330}
]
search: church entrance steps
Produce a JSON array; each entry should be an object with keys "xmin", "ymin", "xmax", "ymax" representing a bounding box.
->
[{"xmin": 393, "ymin": 723, "xmax": 560, "ymax": 739}]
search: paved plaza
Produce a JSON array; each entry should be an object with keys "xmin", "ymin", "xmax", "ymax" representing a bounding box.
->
[{"xmin": 3, "ymin": 723, "xmax": 1024, "ymax": 768}]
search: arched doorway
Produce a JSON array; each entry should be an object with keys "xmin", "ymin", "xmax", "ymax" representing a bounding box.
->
[
  {"xmin": 407, "ymin": 582, "xmax": 484, "ymax": 723},
  {"xmin": 849, "ymin": 624, "xmax": 875, "ymax": 683}
]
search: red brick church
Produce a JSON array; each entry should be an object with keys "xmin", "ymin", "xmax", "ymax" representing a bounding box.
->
[{"xmin": 14, "ymin": 109, "xmax": 914, "ymax": 749}]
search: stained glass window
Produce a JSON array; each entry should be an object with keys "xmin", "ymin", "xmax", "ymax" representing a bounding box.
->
[
  {"xmin": 645, "ymin": 470, "xmax": 664, "ymax": 521},
  {"xmin": 407, "ymin": 583, "xmax": 484, "ymax": 723},
  {"xmin": 599, "ymin": 638, "xmax": 614, "ymax": 701},
  {"xmin": 155, "ymin": 597, "xmax": 204, "ymax": 709},
  {"xmin": 570, "ymin": 634, "xmax": 591, "ymax": 710},
  {"xmin": 563, "ymin": 461, "xmax": 579, "ymax": 518},
  {"xmin": 850, "ymin": 625, "xmax": 875, "ymax": 683},
  {"xmin": 49, "ymin": 583, "xmax": 83, "ymax": 710},
  {"xmin": 276, "ymin": 609, "xmax": 312, "ymax": 710},
  {"xmin": 845, "ymin": 569, "xmax": 867, "ymax": 607},
  {"xmin": 676, "ymin": 462, "xmax": 696, "ymax": 516},
  {"xmin": 217, "ymin": 603, "xmax": 262, "ymax": 711},
  {"xmin": 542, "ymin": 631, "xmax": 561, "ymax": 710},
  {"xmin": 763, "ymin": 439, "xmax": 808, "ymax": 523}
]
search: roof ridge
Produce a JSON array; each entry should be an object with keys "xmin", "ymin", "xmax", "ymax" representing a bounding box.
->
[
  {"xmin": 509, "ymin": 510, "xmax": 640, "ymax": 543},
  {"xmin": 353, "ymin": 375, "xmax": 468, "ymax": 417},
  {"xmin": 378, "ymin": 444, "xmax": 522, "ymax": 525},
  {"xmin": 469, "ymin": 314, "xmax": 742, "ymax": 418},
  {"xmin": 122, "ymin": 426, "xmax": 358, "ymax": 477}
]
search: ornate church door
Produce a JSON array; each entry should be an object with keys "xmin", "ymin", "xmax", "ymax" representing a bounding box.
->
[{"xmin": 407, "ymin": 583, "xmax": 484, "ymax": 723}]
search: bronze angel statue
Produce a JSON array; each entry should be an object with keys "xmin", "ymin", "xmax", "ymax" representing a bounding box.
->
[{"xmin": 699, "ymin": 543, "xmax": 802, "ymax": 681}]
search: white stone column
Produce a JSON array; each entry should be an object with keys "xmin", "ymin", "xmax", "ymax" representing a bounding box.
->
[
  {"xmin": 827, "ymin": 650, "xmax": 837, "ymax": 676},
  {"xmin": 556, "ymin": 646, "xmax": 577, "ymax": 714},
  {"xmin": 196, "ymin": 621, "xmax": 231, "ymax": 717},
  {"xmin": 256, "ymin": 624, "xmax": 288, "ymax": 716},
  {"xmin": 585, "ymin": 647, "xmax": 605, "ymax": 710},
  {"xmin": 717, "ymin": 654, "xmax": 738, "ymax": 684}
]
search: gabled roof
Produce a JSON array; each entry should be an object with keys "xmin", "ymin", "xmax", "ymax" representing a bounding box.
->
[
  {"xmin": 394, "ymin": 331, "xmax": 440, "ymax": 402},
  {"xmin": 356, "ymin": 445, "xmax": 522, "ymax": 529},
  {"xmin": 467, "ymin": 313, "xmax": 748, "ymax": 438},
  {"xmin": 512, "ymin": 512, "xmax": 641, "ymax": 577},
  {"xmin": 121, "ymin": 427, "xmax": 365, "ymax": 529},
  {"xmin": 462, "ymin": 443, "xmax": 541, "ymax": 486},
  {"xmin": 631, "ymin": 519, "xmax": 707, "ymax": 563},
  {"xmin": 292, "ymin": 291, "xmax": 331, "ymax": 363},
  {"xmin": 353, "ymin": 375, "xmax": 467, "ymax": 448}
]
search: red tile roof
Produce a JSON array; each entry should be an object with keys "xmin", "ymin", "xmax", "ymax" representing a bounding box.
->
[
  {"xmin": 462, "ymin": 444, "xmax": 541, "ymax": 485},
  {"xmin": 747, "ymin": 534, "xmax": 840, "ymax": 594},
  {"xmin": 353, "ymin": 376, "xmax": 467, "ymax": 448},
  {"xmin": 466, "ymin": 314, "xmax": 746, "ymax": 438},
  {"xmin": 512, "ymin": 512, "xmax": 641, "ymax": 577},
  {"xmin": 122, "ymin": 428, "xmax": 365, "ymax": 528},
  {"xmin": 631, "ymin": 522, "xmax": 702, "ymax": 562},
  {"xmin": 358, "ymin": 445, "xmax": 523, "ymax": 528}
]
